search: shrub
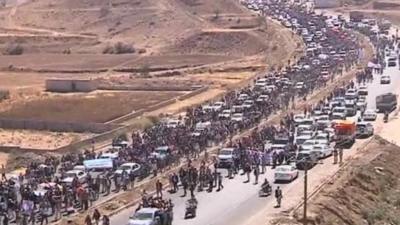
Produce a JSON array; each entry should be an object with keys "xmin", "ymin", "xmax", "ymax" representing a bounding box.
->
[
  {"xmin": 4, "ymin": 44, "xmax": 24, "ymax": 55},
  {"xmin": 103, "ymin": 42, "xmax": 135, "ymax": 54}
]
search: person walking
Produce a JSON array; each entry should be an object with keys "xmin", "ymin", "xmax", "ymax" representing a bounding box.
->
[
  {"xmin": 217, "ymin": 172, "xmax": 224, "ymax": 191},
  {"xmin": 333, "ymin": 148, "xmax": 338, "ymax": 164},
  {"xmin": 253, "ymin": 166, "xmax": 260, "ymax": 185},
  {"xmin": 102, "ymin": 215, "xmax": 110, "ymax": 225},
  {"xmin": 338, "ymin": 148, "xmax": 343, "ymax": 165},
  {"xmin": 84, "ymin": 215, "xmax": 92, "ymax": 225},
  {"xmin": 155, "ymin": 180, "xmax": 163, "ymax": 198},
  {"xmin": 92, "ymin": 209, "xmax": 101, "ymax": 225},
  {"xmin": 275, "ymin": 186, "xmax": 283, "ymax": 208}
]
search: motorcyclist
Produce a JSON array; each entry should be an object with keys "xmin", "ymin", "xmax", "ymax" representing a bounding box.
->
[
  {"xmin": 261, "ymin": 178, "xmax": 271, "ymax": 193},
  {"xmin": 384, "ymin": 111, "xmax": 389, "ymax": 122}
]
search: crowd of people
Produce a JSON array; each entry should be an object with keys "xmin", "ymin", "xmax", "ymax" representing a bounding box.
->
[{"xmin": 0, "ymin": 0, "xmax": 397, "ymax": 224}]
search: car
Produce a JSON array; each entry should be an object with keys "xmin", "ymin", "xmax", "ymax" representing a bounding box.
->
[
  {"xmin": 345, "ymin": 88, "xmax": 358, "ymax": 100},
  {"xmin": 256, "ymin": 95, "xmax": 269, "ymax": 103},
  {"xmin": 243, "ymin": 100, "xmax": 254, "ymax": 109},
  {"xmin": 114, "ymin": 163, "xmax": 141, "ymax": 177},
  {"xmin": 217, "ymin": 148, "xmax": 238, "ymax": 168},
  {"xmin": 255, "ymin": 78, "xmax": 268, "ymax": 88},
  {"xmin": 356, "ymin": 98, "xmax": 367, "ymax": 111},
  {"xmin": 218, "ymin": 109, "xmax": 232, "ymax": 119},
  {"xmin": 300, "ymin": 139, "xmax": 318, "ymax": 151},
  {"xmin": 295, "ymin": 135, "xmax": 313, "ymax": 146},
  {"xmin": 231, "ymin": 113, "xmax": 244, "ymax": 122},
  {"xmin": 356, "ymin": 122, "xmax": 374, "ymax": 137},
  {"xmin": 62, "ymin": 170, "xmax": 87, "ymax": 184},
  {"xmin": 358, "ymin": 86, "xmax": 368, "ymax": 96},
  {"xmin": 388, "ymin": 58, "xmax": 397, "ymax": 67},
  {"xmin": 295, "ymin": 82, "xmax": 305, "ymax": 90},
  {"xmin": 363, "ymin": 109, "xmax": 377, "ymax": 121},
  {"xmin": 295, "ymin": 151, "xmax": 319, "ymax": 170},
  {"xmin": 297, "ymin": 124, "xmax": 314, "ymax": 133},
  {"xmin": 238, "ymin": 94, "xmax": 249, "ymax": 101},
  {"xmin": 128, "ymin": 208, "xmax": 162, "ymax": 225},
  {"xmin": 345, "ymin": 100, "xmax": 357, "ymax": 116},
  {"xmin": 331, "ymin": 107, "xmax": 347, "ymax": 120},
  {"xmin": 274, "ymin": 165, "xmax": 299, "ymax": 182},
  {"xmin": 380, "ymin": 75, "xmax": 391, "ymax": 84},
  {"xmin": 165, "ymin": 119, "xmax": 181, "ymax": 128},
  {"xmin": 151, "ymin": 146, "xmax": 171, "ymax": 160},
  {"xmin": 293, "ymin": 114, "xmax": 305, "ymax": 125},
  {"xmin": 212, "ymin": 101, "xmax": 225, "ymax": 111},
  {"xmin": 311, "ymin": 144, "xmax": 333, "ymax": 159},
  {"xmin": 316, "ymin": 115, "xmax": 331, "ymax": 129}
]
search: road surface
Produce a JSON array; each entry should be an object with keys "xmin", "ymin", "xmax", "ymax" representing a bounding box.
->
[{"xmin": 110, "ymin": 49, "xmax": 400, "ymax": 225}]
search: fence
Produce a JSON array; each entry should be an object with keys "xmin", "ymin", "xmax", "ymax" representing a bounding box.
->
[{"xmin": 0, "ymin": 119, "xmax": 121, "ymax": 134}]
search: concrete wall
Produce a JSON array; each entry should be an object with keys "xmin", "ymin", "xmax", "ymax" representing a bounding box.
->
[
  {"xmin": 315, "ymin": 0, "xmax": 340, "ymax": 8},
  {"xmin": 46, "ymin": 79, "xmax": 97, "ymax": 92},
  {"xmin": 0, "ymin": 119, "xmax": 120, "ymax": 134}
]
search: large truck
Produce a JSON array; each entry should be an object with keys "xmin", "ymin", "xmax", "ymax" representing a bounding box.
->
[
  {"xmin": 349, "ymin": 11, "xmax": 364, "ymax": 23},
  {"xmin": 333, "ymin": 120, "xmax": 356, "ymax": 148},
  {"xmin": 376, "ymin": 93, "xmax": 397, "ymax": 113}
]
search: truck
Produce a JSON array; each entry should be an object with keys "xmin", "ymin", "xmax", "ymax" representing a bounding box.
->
[
  {"xmin": 333, "ymin": 120, "xmax": 356, "ymax": 148},
  {"xmin": 376, "ymin": 93, "xmax": 397, "ymax": 113},
  {"xmin": 349, "ymin": 11, "xmax": 364, "ymax": 23}
]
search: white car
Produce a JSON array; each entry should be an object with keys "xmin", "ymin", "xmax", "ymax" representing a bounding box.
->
[
  {"xmin": 356, "ymin": 122, "xmax": 374, "ymax": 137},
  {"xmin": 62, "ymin": 170, "xmax": 87, "ymax": 184},
  {"xmin": 358, "ymin": 86, "xmax": 368, "ymax": 96},
  {"xmin": 316, "ymin": 115, "xmax": 330, "ymax": 129},
  {"xmin": 256, "ymin": 95, "xmax": 269, "ymax": 103},
  {"xmin": 363, "ymin": 109, "xmax": 377, "ymax": 121},
  {"xmin": 356, "ymin": 98, "xmax": 367, "ymax": 111},
  {"xmin": 242, "ymin": 100, "xmax": 254, "ymax": 109},
  {"xmin": 165, "ymin": 119, "xmax": 181, "ymax": 128},
  {"xmin": 345, "ymin": 89, "xmax": 358, "ymax": 100},
  {"xmin": 212, "ymin": 101, "xmax": 225, "ymax": 111},
  {"xmin": 300, "ymin": 140, "xmax": 318, "ymax": 151},
  {"xmin": 274, "ymin": 165, "xmax": 299, "ymax": 182},
  {"xmin": 295, "ymin": 82, "xmax": 305, "ymax": 90},
  {"xmin": 331, "ymin": 107, "xmax": 347, "ymax": 120},
  {"xmin": 114, "ymin": 163, "xmax": 141, "ymax": 176},
  {"xmin": 128, "ymin": 208, "xmax": 161, "ymax": 225},
  {"xmin": 218, "ymin": 109, "xmax": 232, "ymax": 119},
  {"xmin": 294, "ymin": 114, "xmax": 305, "ymax": 125},
  {"xmin": 255, "ymin": 78, "xmax": 268, "ymax": 88},
  {"xmin": 380, "ymin": 75, "xmax": 391, "ymax": 84},
  {"xmin": 231, "ymin": 113, "xmax": 244, "ymax": 122},
  {"xmin": 311, "ymin": 144, "xmax": 333, "ymax": 158}
]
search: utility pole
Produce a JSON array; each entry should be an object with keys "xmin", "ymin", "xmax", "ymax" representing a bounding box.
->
[{"xmin": 303, "ymin": 162, "xmax": 308, "ymax": 225}]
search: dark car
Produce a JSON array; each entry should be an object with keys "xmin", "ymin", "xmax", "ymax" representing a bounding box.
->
[{"xmin": 295, "ymin": 151, "xmax": 318, "ymax": 170}]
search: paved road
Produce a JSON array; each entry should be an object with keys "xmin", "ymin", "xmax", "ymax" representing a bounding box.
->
[{"xmin": 110, "ymin": 48, "xmax": 400, "ymax": 225}]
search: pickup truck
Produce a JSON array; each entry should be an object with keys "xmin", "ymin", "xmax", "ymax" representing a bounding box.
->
[{"xmin": 376, "ymin": 93, "xmax": 397, "ymax": 113}]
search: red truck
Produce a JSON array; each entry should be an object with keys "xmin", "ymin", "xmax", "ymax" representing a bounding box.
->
[{"xmin": 333, "ymin": 120, "xmax": 356, "ymax": 148}]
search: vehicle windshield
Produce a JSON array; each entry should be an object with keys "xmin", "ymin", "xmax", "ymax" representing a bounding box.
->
[
  {"xmin": 66, "ymin": 172, "xmax": 77, "ymax": 178},
  {"xmin": 118, "ymin": 165, "xmax": 132, "ymax": 170},
  {"xmin": 132, "ymin": 212, "xmax": 153, "ymax": 220},
  {"xmin": 333, "ymin": 108, "xmax": 345, "ymax": 113},
  {"xmin": 276, "ymin": 167, "xmax": 290, "ymax": 172},
  {"xmin": 219, "ymin": 150, "xmax": 233, "ymax": 155}
]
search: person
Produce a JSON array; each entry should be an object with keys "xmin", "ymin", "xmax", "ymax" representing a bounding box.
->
[
  {"xmin": 253, "ymin": 166, "xmax": 259, "ymax": 185},
  {"xmin": 261, "ymin": 178, "xmax": 270, "ymax": 193},
  {"xmin": 102, "ymin": 215, "xmax": 110, "ymax": 225},
  {"xmin": 156, "ymin": 180, "xmax": 163, "ymax": 198},
  {"xmin": 338, "ymin": 148, "xmax": 343, "ymax": 164},
  {"xmin": 1, "ymin": 165, "xmax": 6, "ymax": 181},
  {"xmin": 84, "ymin": 215, "xmax": 92, "ymax": 225},
  {"xmin": 92, "ymin": 209, "xmax": 101, "ymax": 225},
  {"xmin": 275, "ymin": 186, "xmax": 282, "ymax": 208},
  {"xmin": 217, "ymin": 173, "xmax": 224, "ymax": 191},
  {"xmin": 333, "ymin": 148, "xmax": 338, "ymax": 164}
]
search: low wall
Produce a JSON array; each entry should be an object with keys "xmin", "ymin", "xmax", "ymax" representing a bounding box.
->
[
  {"xmin": 98, "ymin": 85, "xmax": 201, "ymax": 92},
  {"xmin": 0, "ymin": 119, "xmax": 120, "ymax": 134}
]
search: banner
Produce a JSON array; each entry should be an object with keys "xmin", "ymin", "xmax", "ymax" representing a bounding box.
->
[{"xmin": 83, "ymin": 158, "xmax": 113, "ymax": 169}]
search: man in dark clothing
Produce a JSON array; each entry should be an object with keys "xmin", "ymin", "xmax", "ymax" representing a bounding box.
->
[
  {"xmin": 156, "ymin": 180, "xmax": 163, "ymax": 198},
  {"xmin": 217, "ymin": 173, "xmax": 224, "ymax": 191},
  {"xmin": 275, "ymin": 186, "xmax": 283, "ymax": 208}
]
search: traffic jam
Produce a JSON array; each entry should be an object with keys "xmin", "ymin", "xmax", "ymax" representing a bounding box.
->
[{"xmin": 1, "ymin": 0, "xmax": 398, "ymax": 225}]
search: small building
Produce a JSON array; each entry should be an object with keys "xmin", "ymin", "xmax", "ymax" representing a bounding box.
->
[
  {"xmin": 315, "ymin": 0, "xmax": 340, "ymax": 8},
  {"xmin": 45, "ymin": 79, "xmax": 97, "ymax": 92}
]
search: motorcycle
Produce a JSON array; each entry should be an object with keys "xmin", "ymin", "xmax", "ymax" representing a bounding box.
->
[
  {"xmin": 258, "ymin": 184, "xmax": 272, "ymax": 197},
  {"xmin": 184, "ymin": 198, "xmax": 198, "ymax": 219}
]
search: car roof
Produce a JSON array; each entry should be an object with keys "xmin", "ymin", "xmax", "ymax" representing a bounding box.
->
[{"xmin": 137, "ymin": 208, "xmax": 159, "ymax": 214}]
